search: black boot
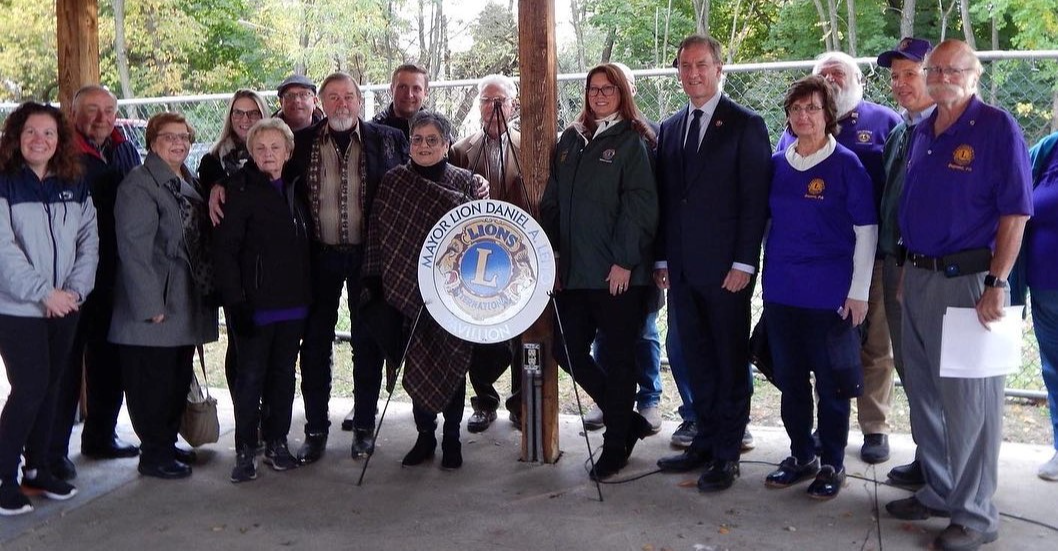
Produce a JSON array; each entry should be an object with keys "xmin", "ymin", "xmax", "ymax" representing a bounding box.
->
[
  {"xmin": 441, "ymin": 437, "xmax": 462, "ymax": 470},
  {"xmin": 402, "ymin": 432, "xmax": 437, "ymax": 466}
]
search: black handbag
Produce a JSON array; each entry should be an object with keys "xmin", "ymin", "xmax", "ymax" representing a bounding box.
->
[{"xmin": 748, "ymin": 314, "xmax": 776, "ymax": 386}]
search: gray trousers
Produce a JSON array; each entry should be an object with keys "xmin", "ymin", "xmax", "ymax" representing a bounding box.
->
[{"xmin": 901, "ymin": 265, "xmax": 1005, "ymax": 533}]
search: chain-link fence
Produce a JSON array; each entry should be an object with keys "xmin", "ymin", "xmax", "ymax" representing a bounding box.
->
[{"xmin": 2, "ymin": 52, "xmax": 1055, "ymax": 393}]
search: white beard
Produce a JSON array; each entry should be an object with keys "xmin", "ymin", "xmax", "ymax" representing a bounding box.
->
[
  {"xmin": 834, "ymin": 84, "xmax": 863, "ymax": 118},
  {"xmin": 328, "ymin": 116, "xmax": 354, "ymax": 132}
]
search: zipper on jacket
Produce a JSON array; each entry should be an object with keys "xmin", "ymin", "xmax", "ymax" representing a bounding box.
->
[{"xmin": 41, "ymin": 186, "xmax": 60, "ymax": 288}]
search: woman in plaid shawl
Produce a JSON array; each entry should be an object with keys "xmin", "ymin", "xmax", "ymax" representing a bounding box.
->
[{"xmin": 363, "ymin": 111, "xmax": 477, "ymax": 470}]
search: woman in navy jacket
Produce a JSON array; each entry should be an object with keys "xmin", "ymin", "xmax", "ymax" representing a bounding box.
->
[{"xmin": 0, "ymin": 102, "xmax": 98, "ymax": 515}]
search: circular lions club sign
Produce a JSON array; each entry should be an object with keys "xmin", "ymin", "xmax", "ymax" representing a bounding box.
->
[{"xmin": 418, "ymin": 199, "xmax": 556, "ymax": 344}]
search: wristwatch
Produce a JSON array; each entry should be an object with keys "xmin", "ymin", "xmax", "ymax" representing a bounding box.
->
[{"xmin": 983, "ymin": 274, "xmax": 1008, "ymax": 288}]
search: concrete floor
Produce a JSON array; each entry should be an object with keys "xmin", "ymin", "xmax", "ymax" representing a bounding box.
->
[{"xmin": 2, "ymin": 393, "xmax": 1057, "ymax": 551}]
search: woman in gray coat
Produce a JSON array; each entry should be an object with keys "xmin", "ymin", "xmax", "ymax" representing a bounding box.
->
[{"xmin": 109, "ymin": 112, "xmax": 218, "ymax": 480}]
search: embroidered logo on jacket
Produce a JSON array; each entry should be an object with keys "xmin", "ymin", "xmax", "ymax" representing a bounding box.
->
[{"xmin": 805, "ymin": 178, "xmax": 826, "ymax": 200}]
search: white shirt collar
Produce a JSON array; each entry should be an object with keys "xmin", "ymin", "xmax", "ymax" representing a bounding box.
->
[
  {"xmin": 592, "ymin": 113, "xmax": 623, "ymax": 139},
  {"xmin": 784, "ymin": 134, "xmax": 837, "ymax": 171},
  {"xmin": 687, "ymin": 91, "xmax": 722, "ymax": 120}
]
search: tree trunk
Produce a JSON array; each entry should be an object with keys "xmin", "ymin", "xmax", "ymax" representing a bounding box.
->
[
  {"xmin": 990, "ymin": 13, "xmax": 998, "ymax": 104},
  {"xmin": 569, "ymin": 0, "xmax": 587, "ymax": 71},
  {"xmin": 296, "ymin": 0, "xmax": 314, "ymax": 76},
  {"xmin": 600, "ymin": 28, "xmax": 615, "ymax": 63},
  {"xmin": 113, "ymin": 0, "xmax": 133, "ymax": 100},
  {"xmin": 845, "ymin": 0, "xmax": 858, "ymax": 56},
  {"xmin": 826, "ymin": 0, "xmax": 841, "ymax": 51},
  {"xmin": 939, "ymin": 0, "xmax": 958, "ymax": 41},
  {"xmin": 1051, "ymin": 89, "xmax": 1058, "ymax": 132},
  {"xmin": 811, "ymin": 0, "xmax": 834, "ymax": 51},
  {"xmin": 901, "ymin": 0, "xmax": 916, "ymax": 37},
  {"xmin": 692, "ymin": 0, "xmax": 710, "ymax": 36},
  {"xmin": 726, "ymin": 0, "xmax": 743, "ymax": 63},
  {"xmin": 960, "ymin": 0, "xmax": 976, "ymax": 49}
]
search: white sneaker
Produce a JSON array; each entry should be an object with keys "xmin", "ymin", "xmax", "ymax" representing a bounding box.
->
[
  {"xmin": 1039, "ymin": 451, "xmax": 1058, "ymax": 481},
  {"xmin": 583, "ymin": 406, "xmax": 604, "ymax": 430},
  {"xmin": 638, "ymin": 406, "xmax": 662, "ymax": 433}
]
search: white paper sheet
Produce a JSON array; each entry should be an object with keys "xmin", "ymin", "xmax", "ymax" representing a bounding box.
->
[{"xmin": 939, "ymin": 306, "xmax": 1023, "ymax": 378}]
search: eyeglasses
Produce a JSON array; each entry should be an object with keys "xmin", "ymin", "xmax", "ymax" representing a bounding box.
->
[
  {"xmin": 924, "ymin": 66, "xmax": 974, "ymax": 77},
  {"xmin": 788, "ymin": 104, "xmax": 823, "ymax": 115},
  {"xmin": 231, "ymin": 108, "xmax": 263, "ymax": 120},
  {"xmin": 479, "ymin": 96, "xmax": 510, "ymax": 105},
  {"xmin": 283, "ymin": 91, "xmax": 315, "ymax": 101},
  {"xmin": 587, "ymin": 85, "xmax": 618, "ymax": 97},
  {"xmin": 410, "ymin": 135, "xmax": 443, "ymax": 147},
  {"xmin": 157, "ymin": 132, "xmax": 192, "ymax": 143}
]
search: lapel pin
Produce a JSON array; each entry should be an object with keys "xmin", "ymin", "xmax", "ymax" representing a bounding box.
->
[{"xmin": 715, "ymin": 120, "xmax": 723, "ymax": 127}]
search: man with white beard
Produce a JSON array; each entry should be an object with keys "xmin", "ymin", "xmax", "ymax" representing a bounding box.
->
[
  {"xmin": 776, "ymin": 52, "xmax": 901, "ymax": 465},
  {"xmin": 283, "ymin": 72, "xmax": 409, "ymax": 465}
]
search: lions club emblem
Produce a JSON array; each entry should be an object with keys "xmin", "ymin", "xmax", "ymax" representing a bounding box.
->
[
  {"xmin": 419, "ymin": 200, "xmax": 556, "ymax": 344},
  {"xmin": 857, "ymin": 130, "xmax": 872, "ymax": 144},
  {"xmin": 953, "ymin": 144, "xmax": 974, "ymax": 166},
  {"xmin": 806, "ymin": 178, "xmax": 825, "ymax": 199}
]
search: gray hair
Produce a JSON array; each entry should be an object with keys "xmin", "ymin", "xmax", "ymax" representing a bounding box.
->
[
  {"xmin": 246, "ymin": 118, "xmax": 295, "ymax": 154},
  {"xmin": 71, "ymin": 85, "xmax": 117, "ymax": 112},
  {"xmin": 409, "ymin": 110, "xmax": 455, "ymax": 144},
  {"xmin": 813, "ymin": 51, "xmax": 864, "ymax": 82},
  {"xmin": 477, "ymin": 74, "xmax": 517, "ymax": 101}
]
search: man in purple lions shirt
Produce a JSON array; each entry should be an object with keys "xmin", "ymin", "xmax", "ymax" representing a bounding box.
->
[
  {"xmin": 777, "ymin": 51, "xmax": 902, "ymax": 465},
  {"xmin": 886, "ymin": 39, "xmax": 1032, "ymax": 551}
]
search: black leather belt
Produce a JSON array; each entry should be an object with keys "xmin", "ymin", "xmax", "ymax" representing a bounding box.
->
[{"xmin": 905, "ymin": 248, "xmax": 991, "ymax": 278}]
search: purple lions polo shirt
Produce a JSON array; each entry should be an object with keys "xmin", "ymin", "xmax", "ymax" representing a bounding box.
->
[
  {"xmin": 1026, "ymin": 149, "xmax": 1058, "ymax": 289},
  {"xmin": 763, "ymin": 144, "xmax": 877, "ymax": 311},
  {"xmin": 899, "ymin": 95, "xmax": 1033, "ymax": 258},
  {"xmin": 777, "ymin": 100, "xmax": 900, "ymax": 206}
]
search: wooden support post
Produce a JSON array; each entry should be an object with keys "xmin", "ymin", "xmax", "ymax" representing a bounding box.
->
[
  {"xmin": 56, "ymin": 0, "xmax": 100, "ymax": 111},
  {"xmin": 518, "ymin": 0, "xmax": 560, "ymax": 463}
]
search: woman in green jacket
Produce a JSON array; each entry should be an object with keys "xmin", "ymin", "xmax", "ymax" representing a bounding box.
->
[{"xmin": 540, "ymin": 63, "xmax": 659, "ymax": 481}]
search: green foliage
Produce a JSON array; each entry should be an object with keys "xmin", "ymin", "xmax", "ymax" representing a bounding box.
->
[{"xmin": 0, "ymin": 0, "xmax": 57, "ymax": 101}]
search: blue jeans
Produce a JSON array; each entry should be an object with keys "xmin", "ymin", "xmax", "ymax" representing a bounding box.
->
[
  {"xmin": 1032, "ymin": 288, "xmax": 1058, "ymax": 450},
  {"xmin": 665, "ymin": 300, "xmax": 695, "ymax": 421},
  {"xmin": 592, "ymin": 309, "xmax": 662, "ymax": 410}
]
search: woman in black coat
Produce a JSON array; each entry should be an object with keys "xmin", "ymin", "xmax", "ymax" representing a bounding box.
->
[{"xmin": 213, "ymin": 118, "xmax": 312, "ymax": 483}]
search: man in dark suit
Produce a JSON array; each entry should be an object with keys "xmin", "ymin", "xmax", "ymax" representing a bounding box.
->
[
  {"xmin": 280, "ymin": 73, "xmax": 409, "ymax": 464},
  {"xmin": 653, "ymin": 35, "xmax": 772, "ymax": 492}
]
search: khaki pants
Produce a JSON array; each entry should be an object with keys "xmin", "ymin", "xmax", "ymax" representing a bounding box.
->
[{"xmin": 856, "ymin": 260, "xmax": 895, "ymax": 435}]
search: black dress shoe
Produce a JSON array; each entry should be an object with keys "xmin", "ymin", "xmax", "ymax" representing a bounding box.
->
[
  {"xmin": 885, "ymin": 496, "xmax": 950, "ymax": 520},
  {"xmin": 402, "ymin": 432, "xmax": 437, "ymax": 466},
  {"xmin": 888, "ymin": 460, "xmax": 925, "ymax": 486},
  {"xmin": 50, "ymin": 457, "xmax": 77, "ymax": 481},
  {"xmin": 173, "ymin": 447, "xmax": 197, "ymax": 465},
  {"xmin": 441, "ymin": 437, "xmax": 462, "ymax": 470},
  {"xmin": 81, "ymin": 436, "xmax": 140, "ymax": 459},
  {"xmin": 297, "ymin": 432, "xmax": 328, "ymax": 465},
  {"xmin": 341, "ymin": 407, "xmax": 356, "ymax": 431},
  {"xmin": 657, "ymin": 448, "xmax": 711, "ymax": 473},
  {"xmin": 138, "ymin": 460, "xmax": 192, "ymax": 480},
  {"xmin": 350, "ymin": 429, "xmax": 375, "ymax": 458},
  {"xmin": 589, "ymin": 447, "xmax": 628, "ymax": 481},
  {"xmin": 466, "ymin": 410, "xmax": 497, "ymax": 433},
  {"xmin": 765, "ymin": 456, "xmax": 820, "ymax": 488},
  {"xmin": 697, "ymin": 460, "xmax": 740, "ymax": 492},
  {"xmin": 806, "ymin": 465, "xmax": 845, "ymax": 500}
]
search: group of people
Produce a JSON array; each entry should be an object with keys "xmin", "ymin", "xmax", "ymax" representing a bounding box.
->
[{"xmin": 0, "ymin": 31, "xmax": 1055, "ymax": 551}]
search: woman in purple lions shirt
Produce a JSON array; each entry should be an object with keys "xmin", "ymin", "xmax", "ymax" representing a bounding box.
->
[{"xmin": 761, "ymin": 75, "xmax": 878, "ymax": 500}]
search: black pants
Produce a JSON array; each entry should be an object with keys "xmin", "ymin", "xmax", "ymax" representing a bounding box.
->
[
  {"xmin": 468, "ymin": 340, "xmax": 521, "ymax": 413},
  {"xmin": 670, "ymin": 280, "xmax": 754, "ymax": 462},
  {"xmin": 50, "ymin": 292, "xmax": 125, "ymax": 461},
  {"xmin": 413, "ymin": 382, "xmax": 466, "ymax": 440},
  {"xmin": 299, "ymin": 245, "xmax": 385, "ymax": 434},
  {"xmin": 120, "ymin": 344, "xmax": 193, "ymax": 466},
  {"xmin": 0, "ymin": 313, "xmax": 79, "ymax": 483},
  {"xmin": 553, "ymin": 287, "xmax": 647, "ymax": 451},
  {"xmin": 230, "ymin": 319, "xmax": 303, "ymax": 449}
]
